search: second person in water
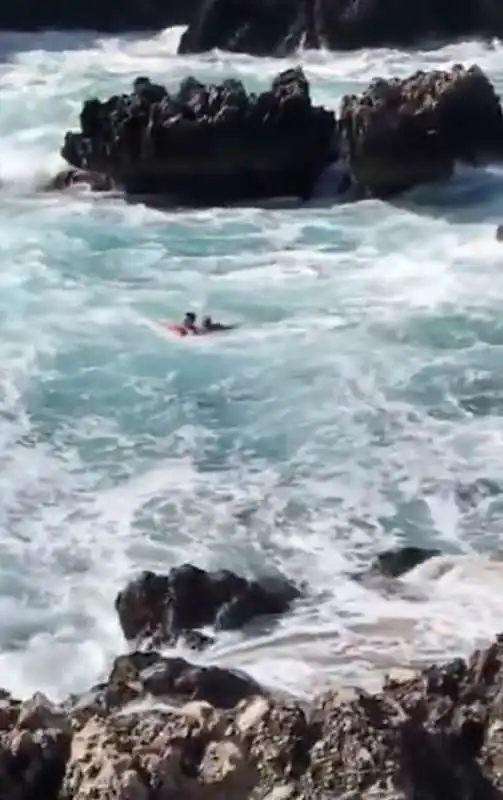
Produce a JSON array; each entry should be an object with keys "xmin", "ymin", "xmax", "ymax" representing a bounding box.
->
[{"xmin": 181, "ymin": 312, "xmax": 235, "ymax": 335}]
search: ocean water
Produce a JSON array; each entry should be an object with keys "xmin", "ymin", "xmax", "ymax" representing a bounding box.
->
[{"xmin": 1, "ymin": 28, "xmax": 503, "ymax": 702}]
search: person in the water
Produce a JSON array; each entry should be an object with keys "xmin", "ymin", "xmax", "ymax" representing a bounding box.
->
[
  {"xmin": 202, "ymin": 315, "xmax": 235, "ymax": 332},
  {"xmin": 496, "ymin": 225, "xmax": 503, "ymax": 242},
  {"xmin": 181, "ymin": 311, "xmax": 198, "ymax": 334},
  {"xmin": 179, "ymin": 312, "xmax": 235, "ymax": 335}
]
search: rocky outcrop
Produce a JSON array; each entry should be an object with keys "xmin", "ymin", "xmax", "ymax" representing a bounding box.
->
[
  {"xmin": 57, "ymin": 64, "xmax": 503, "ymax": 207},
  {"xmin": 178, "ymin": 0, "xmax": 503, "ymax": 56},
  {"xmin": 6, "ymin": 635, "xmax": 503, "ymax": 799},
  {"xmin": 0, "ymin": 0, "xmax": 196, "ymax": 33},
  {"xmin": 115, "ymin": 563, "xmax": 302, "ymax": 649},
  {"xmin": 66, "ymin": 651, "xmax": 265, "ymax": 718},
  {"xmin": 60, "ymin": 70, "xmax": 337, "ymax": 206},
  {"xmin": 339, "ymin": 64, "xmax": 503, "ymax": 197},
  {"xmin": 368, "ymin": 546, "xmax": 442, "ymax": 578}
]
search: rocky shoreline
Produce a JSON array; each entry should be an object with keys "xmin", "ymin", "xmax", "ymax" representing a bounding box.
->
[
  {"xmin": 2, "ymin": 0, "xmax": 503, "ymax": 57},
  {"xmin": 52, "ymin": 63, "xmax": 503, "ymax": 207},
  {"xmin": 2, "ymin": 550, "xmax": 503, "ymax": 799}
]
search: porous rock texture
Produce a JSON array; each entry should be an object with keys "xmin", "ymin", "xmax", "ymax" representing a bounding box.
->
[
  {"xmin": 60, "ymin": 69, "xmax": 337, "ymax": 205},
  {"xmin": 4, "ymin": 635, "xmax": 503, "ymax": 798},
  {"xmin": 178, "ymin": 0, "xmax": 503, "ymax": 57}
]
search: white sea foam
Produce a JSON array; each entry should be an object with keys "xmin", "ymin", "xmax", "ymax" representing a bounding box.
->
[{"xmin": 0, "ymin": 27, "xmax": 503, "ymax": 700}]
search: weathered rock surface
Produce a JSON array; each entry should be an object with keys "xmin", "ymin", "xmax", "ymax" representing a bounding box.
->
[
  {"xmin": 115, "ymin": 563, "xmax": 302, "ymax": 649},
  {"xmin": 6, "ymin": 635, "xmax": 503, "ymax": 798},
  {"xmin": 339, "ymin": 64, "xmax": 503, "ymax": 197},
  {"xmin": 57, "ymin": 64, "xmax": 503, "ymax": 207},
  {"xmin": 60, "ymin": 69, "xmax": 337, "ymax": 205},
  {"xmin": 179, "ymin": 0, "xmax": 503, "ymax": 57}
]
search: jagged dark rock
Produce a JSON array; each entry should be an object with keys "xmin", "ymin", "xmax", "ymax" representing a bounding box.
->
[
  {"xmin": 56, "ymin": 64, "xmax": 503, "ymax": 207},
  {"xmin": 60, "ymin": 70, "xmax": 337, "ymax": 205},
  {"xmin": 114, "ymin": 563, "xmax": 302, "ymax": 649},
  {"xmin": 340, "ymin": 64, "xmax": 503, "ymax": 197},
  {"xmin": 179, "ymin": 0, "xmax": 503, "ymax": 56}
]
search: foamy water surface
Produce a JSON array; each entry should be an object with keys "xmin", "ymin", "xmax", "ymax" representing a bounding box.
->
[{"xmin": 1, "ymin": 27, "xmax": 503, "ymax": 700}]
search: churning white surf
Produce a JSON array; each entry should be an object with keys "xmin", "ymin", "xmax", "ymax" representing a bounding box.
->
[{"xmin": 0, "ymin": 27, "xmax": 503, "ymax": 700}]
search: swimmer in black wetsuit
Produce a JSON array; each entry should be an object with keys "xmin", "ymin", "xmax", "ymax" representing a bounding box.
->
[{"xmin": 202, "ymin": 315, "xmax": 235, "ymax": 333}]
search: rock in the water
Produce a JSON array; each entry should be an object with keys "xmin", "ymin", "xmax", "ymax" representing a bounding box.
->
[
  {"xmin": 369, "ymin": 546, "xmax": 441, "ymax": 578},
  {"xmin": 179, "ymin": 0, "xmax": 503, "ymax": 56},
  {"xmin": 60, "ymin": 70, "xmax": 337, "ymax": 206},
  {"xmin": 115, "ymin": 563, "xmax": 302, "ymax": 648},
  {"xmin": 44, "ymin": 168, "xmax": 115, "ymax": 192},
  {"xmin": 340, "ymin": 64, "xmax": 503, "ymax": 197}
]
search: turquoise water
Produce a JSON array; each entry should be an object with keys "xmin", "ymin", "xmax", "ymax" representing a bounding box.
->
[{"xmin": 2, "ymin": 29, "xmax": 503, "ymax": 699}]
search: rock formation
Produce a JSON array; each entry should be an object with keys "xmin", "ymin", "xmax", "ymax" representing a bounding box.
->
[
  {"xmin": 2, "ymin": 0, "xmax": 503, "ymax": 52},
  {"xmin": 60, "ymin": 69, "xmax": 337, "ymax": 205},
  {"xmin": 4, "ymin": 633, "xmax": 503, "ymax": 798},
  {"xmin": 115, "ymin": 563, "xmax": 302, "ymax": 649},
  {"xmin": 58, "ymin": 64, "xmax": 503, "ymax": 205},
  {"xmin": 338, "ymin": 64, "xmax": 503, "ymax": 197},
  {"xmin": 179, "ymin": 0, "xmax": 503, "ymax": 56}
]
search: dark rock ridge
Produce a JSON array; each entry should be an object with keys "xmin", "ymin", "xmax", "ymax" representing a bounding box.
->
[
  {"xmin": 5, "ymin": 635, "xmax": 503, "ymax": 798},
  {"xmin": 0, "ymin": 0, "xmax": 196, "ymax": 33},
  {"xmin": 58, "ymin": 64, "xmax": 503, "ymax": 205},
  {"xmin": 60, "ymin": 70, "xmax": 337, "ymax": 206},
  {"xmin": 179, "ymin": 0, "xmax": 503, "ymax": 56},
  {"xmin": 115, "ymin": 563, "xmax": 302, "ymax": 649}
]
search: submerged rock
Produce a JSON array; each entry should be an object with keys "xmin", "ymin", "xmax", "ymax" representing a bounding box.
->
[
  {"xmin": 340, "ymin": 64, "xmax": 503, "ymax": 197},
  {"xmin": 369, "ymin": 546, "xmax": 441, "ymax": 578},
  {"xmin": 115, "ymin": 563, "xmax": 302, "ymax": 649},
  {"xmin": 44, "ymin": 168, "xmax": 116, "ymax": 192},
  {"xmin": 179, "ymin": 0, "xmax": 503, "ymax": 57},
  {"xmin": 60, "ymin": 70, "xmax": 337, "ymax": 206}
]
